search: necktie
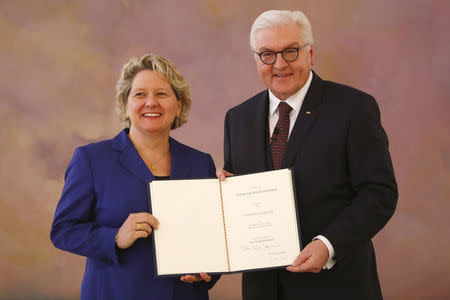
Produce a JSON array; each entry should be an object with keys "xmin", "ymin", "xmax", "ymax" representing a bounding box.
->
[{"xmin": 271, "ymin": 101, "xmax": 292, "ymax": 170}]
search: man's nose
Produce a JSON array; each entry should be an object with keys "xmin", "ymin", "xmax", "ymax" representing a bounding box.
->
[{"xmin": 273, "ymin": 53, "xmax": 288, "ymax": 68}]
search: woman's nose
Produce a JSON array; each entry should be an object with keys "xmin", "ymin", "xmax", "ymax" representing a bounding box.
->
[{"xmin": 145, "ymin": 95, "xmax": 157, "ymax": 107}]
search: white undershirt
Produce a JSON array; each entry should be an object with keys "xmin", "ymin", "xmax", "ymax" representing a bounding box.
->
[{"xmin": 268, "ymin": 71, "xmax": 336, "ymax": 270}]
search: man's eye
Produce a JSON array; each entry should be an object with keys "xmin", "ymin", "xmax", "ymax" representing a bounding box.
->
[
  {"xmin": 284, "ymin": 49, "xmax": 297, "ymax": 54},
  {"xmin": 261, "ymin": 52, "xmax": 274, "ymax": 58}
]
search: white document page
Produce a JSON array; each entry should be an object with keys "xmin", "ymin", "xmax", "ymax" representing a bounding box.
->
[
  {"xmin": 221, "ymin": 169, "xmax": 300, "ymax": 272},
  {"xmin": 149, "ymin": 179, "xmax": 228, "ymax": 275}
]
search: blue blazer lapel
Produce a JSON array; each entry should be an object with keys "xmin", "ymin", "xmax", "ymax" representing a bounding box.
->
[
  {"xmin": 282, "ymin": 72, "xmax": 324, "ymax": 168},
  {"xmin": 168, "ymin": 137, "xmax": 186, "ymax": 179},
  {"xmin": 112, "ymin": 130, "xmax": 154, "ymax": 183}
]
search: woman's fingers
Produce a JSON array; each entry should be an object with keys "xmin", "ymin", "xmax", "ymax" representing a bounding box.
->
[
  {"xmin": 134, "ymin": 230, "xmax": 149, "ymax": 240},
  {"xmin": 179, "ymin": 273, "xmax": 211, "ymax": 283},
  {"xmin": 199, "ymin": 272, "xmax": 211, "ymax": 282},
  {"xmin": 116, "ymin": 212, "xmax": 159, "ymax": 249},
  {"xmin": 136, "ymin": 222, "xmax": 152, "ymax": 234},
  {"xmin": 130, "ymin": 212, "xmax": 159, "ymax": 229}
]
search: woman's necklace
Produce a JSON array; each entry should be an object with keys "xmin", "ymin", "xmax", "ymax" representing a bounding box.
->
[{"xmin": 147, "ymin": 152, "xmax": 169, "ymax": 171}]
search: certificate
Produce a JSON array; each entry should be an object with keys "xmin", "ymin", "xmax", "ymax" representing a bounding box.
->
[{"xmin": 148, "ymin": 169, "xmax": 301, "ymax": 276}]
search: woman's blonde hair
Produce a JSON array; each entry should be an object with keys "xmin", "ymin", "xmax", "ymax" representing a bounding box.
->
[{"xmin": 116, "ymin": 54, "xmax": 191, "ymax": 129}]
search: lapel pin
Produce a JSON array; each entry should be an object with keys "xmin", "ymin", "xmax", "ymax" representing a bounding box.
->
[{"xmin": 306, "ymin": 111, "xmax": 311, "ymax": 115}]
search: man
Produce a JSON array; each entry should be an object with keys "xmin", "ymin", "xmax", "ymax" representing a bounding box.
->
[{"xmin": 217, "ymin": 10, "xmax": 398, "ymax": 300}]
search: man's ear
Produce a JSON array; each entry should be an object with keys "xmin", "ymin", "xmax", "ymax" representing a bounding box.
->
[{"xmin": 309, "ymin": 45, "xmax": 315, "ymax": 65}]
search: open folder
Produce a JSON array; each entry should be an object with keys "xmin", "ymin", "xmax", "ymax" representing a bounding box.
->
[{"xmin": 148, "ymin": 168, "xmax": 302, "ymax": 276}]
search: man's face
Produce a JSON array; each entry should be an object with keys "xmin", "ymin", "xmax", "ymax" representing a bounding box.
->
[{"xmin": 254, "ymin": 24, "xmax": 314, "ymax": 100}]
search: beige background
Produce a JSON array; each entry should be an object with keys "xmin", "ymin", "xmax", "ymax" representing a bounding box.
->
[{"xmin": 1, "ymin": 0, "xmax": 449, "ymax": 299}]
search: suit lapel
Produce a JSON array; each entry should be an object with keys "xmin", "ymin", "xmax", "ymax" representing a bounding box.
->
[
  {"xmin": 113, "ymin": 130, "xmax": 154, "ymax": 183},
  {"xmin": 247, "ymin": 91, "xmax": 270, "ymax": 172},
  {"xmin": 282, "ymin": 72, "xmax": 324, "ymax": 168}
]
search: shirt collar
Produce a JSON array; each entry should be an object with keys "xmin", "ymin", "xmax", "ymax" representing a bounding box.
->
[{"xmin": 269, "ymin": 70, "xmax": 313, "ymax": 116}]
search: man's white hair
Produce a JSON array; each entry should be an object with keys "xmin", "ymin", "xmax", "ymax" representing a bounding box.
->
[{"xmin": 250, "ymin": 10, "xmax": 314, "ymax": 50}]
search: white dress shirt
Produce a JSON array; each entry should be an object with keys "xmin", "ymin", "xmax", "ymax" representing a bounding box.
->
[{"xmin": 268, "ymin": 71, "xmax": 336, "ymax": 270}]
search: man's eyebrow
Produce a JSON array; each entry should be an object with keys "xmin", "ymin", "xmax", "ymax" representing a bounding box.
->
[{"xmin": 257, "ymin": 42, "xmax": 300, "ymax": 52}]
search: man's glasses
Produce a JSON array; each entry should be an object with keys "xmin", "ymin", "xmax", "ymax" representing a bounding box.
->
[{"xmin": 255, "ymin": 43, "xmax": 309, "ymax": 65}]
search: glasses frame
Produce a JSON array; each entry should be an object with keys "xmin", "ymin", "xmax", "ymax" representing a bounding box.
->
[{"xmin": 255, "ymin": 43, "xmax": 309, "ymax": 65}]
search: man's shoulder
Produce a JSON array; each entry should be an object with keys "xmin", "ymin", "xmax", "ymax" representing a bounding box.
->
[
  {"xmin": 227, "ymin": 89, "xmax": 268, "ymax": 115},
  {"xmin": 322, "ymin": 78, "xmax": 375, "ymax": 102}
]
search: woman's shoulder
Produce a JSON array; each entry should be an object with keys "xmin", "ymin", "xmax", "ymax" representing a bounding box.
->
[
  {"xmin": 169, "ymin": 137, "xmax": 212, "ymax": 160},
  {"xmin": 77, "ymin": 138, "xmax": 113, "ymax": 154},
  {"xmin": 75, "ymin": 131, "xmax": 125, "ymax": 157}
]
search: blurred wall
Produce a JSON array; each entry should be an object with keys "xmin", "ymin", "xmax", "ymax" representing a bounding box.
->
[{"xmin": 0, "ymin": 0, "xmax": 449, "ymax": 299}]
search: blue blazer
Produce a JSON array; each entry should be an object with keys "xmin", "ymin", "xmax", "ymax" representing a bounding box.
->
[{"xmin": 51, "ymin": 129, "xmax": 219, "ymax": 300}]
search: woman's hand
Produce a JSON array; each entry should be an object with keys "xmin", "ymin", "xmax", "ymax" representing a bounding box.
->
[
  {"xmin": 180, "ymin": 272, "xmax": 211, "ymax": 283},
  {"xmin": 116, "ymin": 212, "xmax": 159, "ymax": 249}
]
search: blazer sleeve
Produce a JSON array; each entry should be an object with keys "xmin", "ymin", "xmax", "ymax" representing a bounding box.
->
[
  {"xmin": 321, "ymin": 94, "xmax": 398, "ymax": 264},
  {"xmin": 50, "ymin": 147, "xmax": 120, "ymax": 264}
]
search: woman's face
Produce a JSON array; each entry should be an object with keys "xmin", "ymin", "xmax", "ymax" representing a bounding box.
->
[{"xmin": 127, "ymin": 69, "xmax": 181, "ymax": 136}]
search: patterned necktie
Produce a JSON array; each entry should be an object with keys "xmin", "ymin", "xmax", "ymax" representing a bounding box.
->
[{"xmin": 271, "ymin": 101, "xmax": 292, "ymax": 170}]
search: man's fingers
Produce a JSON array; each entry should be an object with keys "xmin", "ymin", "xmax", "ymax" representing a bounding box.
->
[
  {"xmin": 287, "ymin": 249, "xmax": 324, "ymax": 273},
  {"xmin": 297, "ymin": 259, "xmax": 321, "ymax": 273},
  {"xmin": 291, "ymin": 252, "xmax": 309, "ymax": 267},
  {"xmin": 286, "ymin": 249, "xmax": 314, "ymax": 272},
  {"xmin": 287, "ymin": 256, "xmax": 316, "ymax": 272},
  {"xmin": 216, "ymin": 169, "xmax": 234, "ymax": 181}
]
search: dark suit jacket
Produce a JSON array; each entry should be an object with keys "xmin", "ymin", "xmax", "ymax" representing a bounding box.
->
[
  {"xmin": 223, "ymin": 72, "xmax": 398, "ymax": 300},
  {"xmin": 51, "ymin": 129, "xmax": 219, "ymax": 300}
]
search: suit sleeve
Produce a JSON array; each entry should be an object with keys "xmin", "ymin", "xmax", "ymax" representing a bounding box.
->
[
  {"xmin": 50, "ymin": 147, "xmax": 120, "ymax": 264},
  {"xmin": 321, "ymin": 95, "xmax": 398, "ymax": 264},
  {"xmin": 223, "ymin": 110, "xmax": 234, "ymax": 173}
]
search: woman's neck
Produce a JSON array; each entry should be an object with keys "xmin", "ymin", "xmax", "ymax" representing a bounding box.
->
[
  {"xmin": 128, "ymin": 127, "xmax": 171, "ymax": 175},
  {"xmin": 129, "ymin": 127, "xmax": 169, "ymax": 151}
]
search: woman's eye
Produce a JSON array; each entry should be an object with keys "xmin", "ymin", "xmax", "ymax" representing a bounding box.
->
[
  {"xmin": 135, "ymin": 92, "xmax": 145, "ymax": 97},
  {"xmin": 157, "ymin": 92, "xmax": 167, "ymax": 96}
]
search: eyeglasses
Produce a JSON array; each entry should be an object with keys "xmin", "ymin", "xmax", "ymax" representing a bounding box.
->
[{"xmin": 255, "ymin": 43, "xmax": 309, "ymax": 65}]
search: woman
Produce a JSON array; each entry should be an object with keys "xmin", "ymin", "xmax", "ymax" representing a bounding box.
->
[{"xmin": 51, "ymin": 54, "xmax": 218, "ymax": 299}]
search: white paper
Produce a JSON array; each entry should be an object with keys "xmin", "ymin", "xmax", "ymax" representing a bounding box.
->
[
  {"xmin": 149, "ymin": 169, "xmax": 301, "ymax": 276},
  {"xmin": 150, "ymin": 179, "xmax": 227, "ymax": 275}
]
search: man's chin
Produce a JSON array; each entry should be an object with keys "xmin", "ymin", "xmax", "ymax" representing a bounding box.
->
[{"xmin": 271, "ymin": 88, "xmax": 297, "ymax": 100}]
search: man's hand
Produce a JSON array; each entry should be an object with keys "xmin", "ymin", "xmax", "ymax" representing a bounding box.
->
[
  {"xmin": 286, "ymin": 239, "xmax": 329, "ymax": 273},
  {"xmin": 180, "ymin": 272, "xmax": 211, "ymax": 283},
  {"xmin": 216, "ymin": 168, "xmax": 234, "ymax": 181}
]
